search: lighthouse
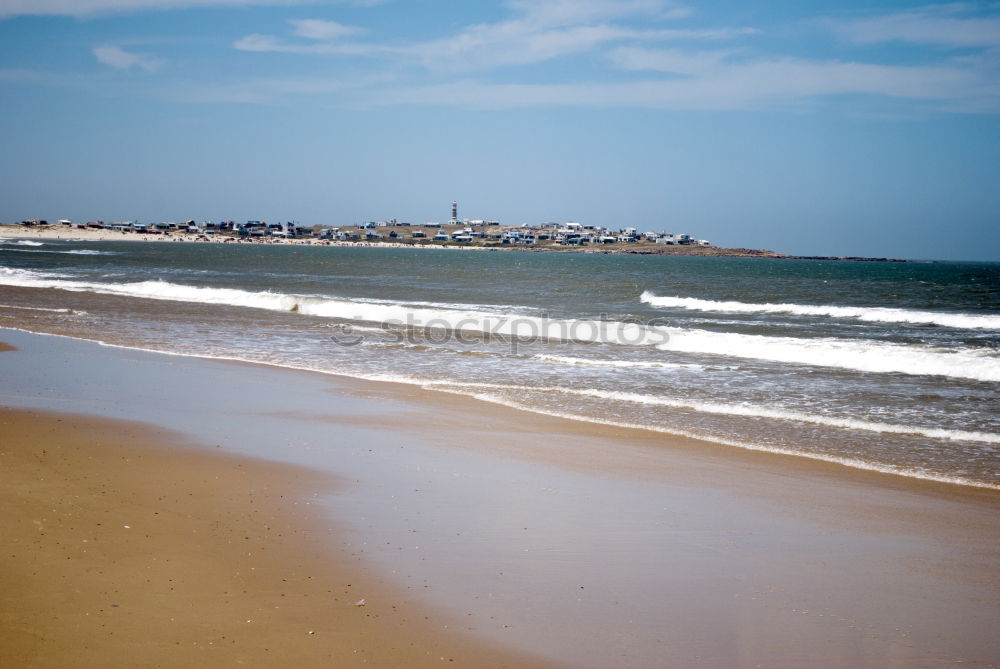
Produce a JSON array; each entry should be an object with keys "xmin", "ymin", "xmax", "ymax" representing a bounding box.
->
[{"xmin": 450, "ymin": 201, "xmax": 458, "ymax": 224}]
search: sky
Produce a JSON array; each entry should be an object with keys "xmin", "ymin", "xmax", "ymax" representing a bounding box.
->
[{"xmin": 0, "ymin": 0, "xmax": 998, "ymax": 260}]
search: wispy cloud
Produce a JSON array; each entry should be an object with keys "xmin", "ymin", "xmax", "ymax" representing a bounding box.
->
[
  {"xmin": 0, "ymin": 0, "xmax": 380, "ymax": 20},
  {"xmin": 290, "ymin": 18, "xmax": 362, "ymax": 40},
  {"xmin": 232, "ymin": 0, "xmax": 748, "ymax": 73},
  {"xmin": 370, "ymin": 58, "xmax": 989, "ymax": 112},
  {"xmin": 400, "ymin": 0, "xmax": 740, "ymax": 73},
  {"xmin": 0, "ymin": 68, "xmax": 43, "ymax": 82},
  {"xmin": 234, "ymin": 17, "xmax": 371, "ymax": 55},
  {"xmin": 608, "ymin": 46, "xmax": 739, "ymax": 75},
  {"xmin": 14, "ymin": 0, "xmax": 996, "ymax": 115},
  {"xmin": 405, "ymin": 24, "xmax": 657, "ymax": 72},
  {"xmin": 163, "ymin": 72, "xmax": 393, "ymax": 103},
  {"xmin": 505, "ymin": 0, "xmax": 691, "ymax": 27},
  {"xmin": 830, "ymin": 3, "xmax": 1000, "ymax": 48},
  {"xmin": 233, "ymin": 34, "xmax": 375, "ymax": 54},
  {"xmin": 93, "ymin": 45, "xmax": 164, "ymax": 72},
  {"xmin": 404, "ymin": 24, "xmax": 754, "ymax": 74}
]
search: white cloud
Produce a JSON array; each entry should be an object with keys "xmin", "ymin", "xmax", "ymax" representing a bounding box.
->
[
  {"xmin": 231, "ymin": 0, "xmax": 726, "ymax": 73},
  {"xmin": 0, "ymin": 67, "xmax": 42, "ymax": 82},
  {"xmin": 398, "ymin": 1, "xmax": 745, "ymax": 73},
  {"xmin": 290, "ymin": 18, "xmax": 362, "ymax": 40},
  {"xmin": 370, "ymin": 58, "xmax": 995, "ymax": 112},
  {"xmin": 233, "ymin": 34, "xmax": 286, "ymax": 52},
  {"xmin": 93, "ymin": 45, "xmax": 164, "ymax": 72},
  {"xmin": 505, "ymin": 0, "xmax": 679, "ymax": 25},
  {"xmin": 0, "ymin": 0, "xmax": 380, "ymax": 19},
  {"xmin": 407, "ymin": 23, "xmax": 657, "ymax": 72},
  {"xmin": 831, "ymin": 4, "xmax": 1000, "ymax": 48},
  {"xmin": 234, "ymin": 34, "xmax": 373, "ymax": 55},
  {"xmin": 34, "ymin": 0, "xmax": 992, "ymax": 116},
  {"xmin": 608, "ymin": 46, "xmax": 737, "ymax": 75},
  {"xmin": 163, "ymin": 72, "xmax": 393, "ymax": 103},
  {"xmin": 234, "ymin": 17, "xmax": 369, "ymax": 53}
]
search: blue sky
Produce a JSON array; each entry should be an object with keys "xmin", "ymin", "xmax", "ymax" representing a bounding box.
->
[{"xmin": 0, "ymin": 0, "xmax": 998, "ymax": 259}]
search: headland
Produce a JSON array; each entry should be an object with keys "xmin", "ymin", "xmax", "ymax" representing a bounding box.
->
[{"xmin": 1, "ymin": 221, "xmax": 902, "ymax": 260}]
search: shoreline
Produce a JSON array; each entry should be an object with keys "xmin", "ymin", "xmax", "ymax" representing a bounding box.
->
[
  {"xmin": 3, "ymin": 325, "xmax": 995, "ymax": 492},
  {"xmin": 2, "ymin": 328, "xmax": 999, "ymax": 667},
  {"xmin": 4, "ymin": 326, "xmax": 996, "ymax": 502},
  {"xmin": 1, "ymin": 223, "xmax": 907, "ymax": 261},
  {"xmin": 0, "ymin": 404, "xmax": 561, "ymax": 668}
]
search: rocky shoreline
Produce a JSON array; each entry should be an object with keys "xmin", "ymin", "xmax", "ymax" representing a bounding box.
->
[{"xmin": 538, "ymin": 244, "xmax": 908, "ymax": 261}]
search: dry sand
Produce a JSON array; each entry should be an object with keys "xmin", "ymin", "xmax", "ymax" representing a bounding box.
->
[{"xmin": 0, "ymin": 406, "xmax": 560, "ymax": 669}]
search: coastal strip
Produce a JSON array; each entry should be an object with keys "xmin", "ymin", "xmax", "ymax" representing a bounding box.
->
[
  {"xmin": 0, "ymin": 406, "xmax": 560, "ymax": 669},
  {"xmin": 2, "ymin": 222, "xmax": 803, "ymax": 258}
]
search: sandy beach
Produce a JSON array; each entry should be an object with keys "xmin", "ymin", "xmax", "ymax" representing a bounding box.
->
[
  {"xmin": 0, "ymin": 403, "xmax": 562, "ymax": 668},
  {"xmin": 0, "ymin": 223, "xmax": 407, "ymax": 248},
  {"xmin": 1, "ymin": 329, "xmax": 999, "ymax": 667},
  {"xmin": 4, "ymin": 1, "xmax": 998, "ymax": 665}
]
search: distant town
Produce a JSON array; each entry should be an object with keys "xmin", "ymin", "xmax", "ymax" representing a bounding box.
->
[
  {"xmin": 5, "ymin": 212, "xmax": 909, "ymax": 260},
  {"xmin": 7, "ymin": 201, "xmax": 717, "ymax": 250}
]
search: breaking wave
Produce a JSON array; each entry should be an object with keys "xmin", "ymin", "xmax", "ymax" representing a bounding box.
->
[
  {"xmin": 3, "ymin": 266, "xmax": 999, "ymax": 382},
  {"xmin": 533, "ymin": 354, "xmax": 705, "ymax": 371},
  {"xmin": 0, "ymin": 267, "xmax": 668, "ymax": 347},
  {"xmin": 641, "ymin": 291, "xmax": 1000, "ymax": 330},
  {"xmin": 2, "ymin": 240, "xmax": 45, "ymax": 247},
  {"xmin": 64, "ymin": 249, "xmax": 118, "ymax": 256},
  {"xmin": 1, "ymin": 248, "xmax": 117, "ymax": 256},
  {"xmin": 0, "ymin": 304, "xmax": 84, "ymax": 314},
  {"xmin": 655, "ymin": 328, "xmax": 999, "ymax": 382}
]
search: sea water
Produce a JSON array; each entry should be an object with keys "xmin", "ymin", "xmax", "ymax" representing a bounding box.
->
[{"xmin": 1, "ymin": 238, "xmax": 997, "ymax": 488}]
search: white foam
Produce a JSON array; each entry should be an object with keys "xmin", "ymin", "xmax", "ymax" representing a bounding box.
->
[
  {"xmin": 419, "ymin": 380, "xmax": 1000, "ymax": 445},
  {"xmin": 655, "ymin": 327, "xmax": 1000, "ymax": 383},
  {"xmin": 10, "ymin": 240, "xmax": 44, "ymax": 247},
  {"xmin": 1, "ymin": 248, "xmax": 117, "ymax": 256},
  {"xmin": 64, "ymin": 249, "xmax": 117, "ymax": 256},
  {"xmin": 355, "ymin": 295, "xmax": 541, "ymax": 314},
  {"xmin": 641, "ymin": 291, "xmax": 1000, "ymax": 330},
  {"xmin": 3, "ymin": 267, "xmax": 998, "ymax": 382},
  {"xmin": 4, "ymin": 325, "xmax": 996, "ymax": 491},
  {"xmin": 440, "ymin": 389, "xmax": 1000, "ymax": 491},
  {"xmin": 533, "ymin": 354, "xmax": 703, "ymax": 371},
  {"xmin": 0, "ymin": 266, "xmax": 74, "ymax": 279},
  {"xmin": 0, "ymin": 304, "xmax": 82, "ymax": 314},
  {"xmin": 0, "ymin": 268, "xmax": 670, "ymax": 347}
]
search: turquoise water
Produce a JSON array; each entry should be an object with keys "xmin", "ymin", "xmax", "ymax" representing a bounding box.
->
[{"xmin": 2, "ymin": 237, "xmax": 998, "ymax": 487}]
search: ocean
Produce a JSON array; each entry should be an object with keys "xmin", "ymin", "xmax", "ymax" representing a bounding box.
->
[{"xmin": 1, "ymin": 236, "xmax": 998, "ymax": 488}]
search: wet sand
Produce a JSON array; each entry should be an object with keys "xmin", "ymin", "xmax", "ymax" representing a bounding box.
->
[
  {"xmin": 0, "ymin": 405, "xmax": 559, "ymax": 668},
  {"xmin": 1, "ymin": 329, "xmax": 999, "ymax": 668}
]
